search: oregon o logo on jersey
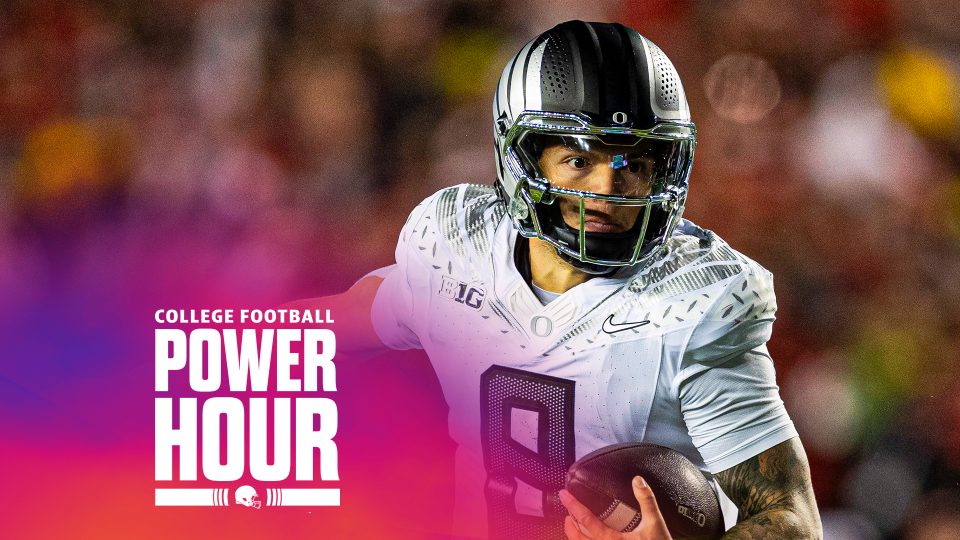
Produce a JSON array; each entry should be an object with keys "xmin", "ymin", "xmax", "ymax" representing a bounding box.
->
[{"xmin": 530, "ymin": 315, "xmax": 553, "ymax": 337}]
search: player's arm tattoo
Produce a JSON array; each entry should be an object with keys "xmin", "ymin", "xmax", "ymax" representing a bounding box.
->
[{"xmin": 715, "ymin": 437, "xmax": 822, "ymax": 540}]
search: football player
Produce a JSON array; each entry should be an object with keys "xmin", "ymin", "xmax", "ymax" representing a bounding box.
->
[{"xmin": 286, "ymin": 21, "xmax": 822, "ymax": 540}]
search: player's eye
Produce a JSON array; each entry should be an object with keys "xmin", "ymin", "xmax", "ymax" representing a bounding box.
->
[
  {"xmin": 626, "ymin": 160, "xmax": 652, "ymax": 176},
  {"xmin": 568, "ymin": 157, "xmax": 588, "ymax": 169}
]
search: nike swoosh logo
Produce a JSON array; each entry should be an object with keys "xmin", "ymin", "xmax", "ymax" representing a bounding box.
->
[{"xmin": 601, "ymin": 314, "xmax": 650, "ymax": 334}]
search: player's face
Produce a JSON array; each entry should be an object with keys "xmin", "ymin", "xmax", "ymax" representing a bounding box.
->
[{"xmin": 538, "ymin": 138, "xmax": 654, "ymax": 233}]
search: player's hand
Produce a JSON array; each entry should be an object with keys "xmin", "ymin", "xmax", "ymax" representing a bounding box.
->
[{"xmin": 559, "ymin": 476, "xmax": 672, "ymax": 540}]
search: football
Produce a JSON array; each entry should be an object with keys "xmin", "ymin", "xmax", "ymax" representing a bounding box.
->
[{"xmin": 565, "ymin": 443, "xmax": 724, "ymax": 539}]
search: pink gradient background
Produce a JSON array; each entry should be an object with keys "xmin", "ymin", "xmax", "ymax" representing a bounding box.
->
[
  {"xmin": 0, "ymin": 239, "xmax": 455, "ymax": 539},
  {"xmin": 3, "ymin": 1, "xmax": 960, "ymax": 538}
]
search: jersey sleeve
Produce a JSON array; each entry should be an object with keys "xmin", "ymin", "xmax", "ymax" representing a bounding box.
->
[
  {"xmin": 675, "ymin": 263, "xmax": 795, "ymax": 473},
  {"xmin": 369, "ymin": 196, "xmax": 436, "ymax": 351},
  {"xmin": 678, "ymin": 345, "xmax": 798, "ymax": 473}
]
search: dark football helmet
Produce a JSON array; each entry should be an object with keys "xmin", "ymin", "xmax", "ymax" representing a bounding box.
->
[{"xmin": 493, "ymin": 21, "xmax": 696, "ymax": 273}]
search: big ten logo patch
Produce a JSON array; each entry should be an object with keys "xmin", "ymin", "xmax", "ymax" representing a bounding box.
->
[{"xmin": 438, "ymin": 276, "xmax": 485, "ymax": 310}]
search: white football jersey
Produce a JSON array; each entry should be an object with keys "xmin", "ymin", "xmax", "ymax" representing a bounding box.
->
[{"xmin": 371, "ymin": 185, "xmax": 797, "ymax": 540}]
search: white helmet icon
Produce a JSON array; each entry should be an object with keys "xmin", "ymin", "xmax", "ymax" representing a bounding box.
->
[{"xmin": 235, "ymin": 485, "xmax": 261, "ymax": 509}]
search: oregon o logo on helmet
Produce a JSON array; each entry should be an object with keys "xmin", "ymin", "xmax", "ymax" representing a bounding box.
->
[{"xmin": 612, "ymin": 111, "xmax": 629, "ymax": 124}]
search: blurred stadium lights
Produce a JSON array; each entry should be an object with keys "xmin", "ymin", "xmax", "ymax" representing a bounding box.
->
[
  {"xmin": 820, "ymin": 509, "xmax": 882, "ymax": 540},
  {"xmin": 784, "ymin": 353, "xmax": 865, "ymax": 459},
  {"xmin": 0, "ymin": 2, "xmax": 958, "ymax": 539},
  {"xmin": 703, "ymin": 53, "xmax": 782, "ymax": 124}
]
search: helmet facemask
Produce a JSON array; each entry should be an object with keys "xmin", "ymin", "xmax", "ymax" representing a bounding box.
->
[{"xmin": 502, "ymin": 112, "xmax": 695, "ymax": 271}]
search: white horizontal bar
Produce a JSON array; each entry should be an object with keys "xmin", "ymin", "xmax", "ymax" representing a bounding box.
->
[
  {"xmin": 155, "ymin": 489, "xmax": 223, "ymax": 506},
  {"xmin": 277, "ymin": 489, "xmax": 340, "ymax": 506}
]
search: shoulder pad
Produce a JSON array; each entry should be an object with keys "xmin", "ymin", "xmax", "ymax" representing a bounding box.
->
[
  {"xmin": 703, "ymin": 260, "xmax": 776, "ymax": 325},
  {"xmin": 627, "ymin": 223, "xmax": 745, "ymax": 297},
  {"xmin": 400, "ymin": 184, "xmax": 505, "ymax": 284},
  {"xmin": 679, "ymin": 231, "xmax": 777, "ymax": 367}
]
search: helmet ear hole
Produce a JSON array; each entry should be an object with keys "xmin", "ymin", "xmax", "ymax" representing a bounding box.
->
[{"xmin": 496, "ymin": 115, "xmax": 509, "ymax": 137}]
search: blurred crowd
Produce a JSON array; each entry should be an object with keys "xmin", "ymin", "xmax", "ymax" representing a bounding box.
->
[{"xmin": 1, "ymin": 1, "xmax": 959, "ymax": 538}]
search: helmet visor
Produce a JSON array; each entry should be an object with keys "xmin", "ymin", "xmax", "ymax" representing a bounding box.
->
[
  {"xmin": 515, "ymin": 133, "xmax": 688, "ymax": 233},
  {"xmin": 506, "ymin": 131, "xmax": 692, "ymax": 265},
  {"xmin": 516, "ymin": 132, "xmax": 688, "ymax": 201}
]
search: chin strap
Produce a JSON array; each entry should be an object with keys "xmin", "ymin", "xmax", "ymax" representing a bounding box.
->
[
  {"xmin": 519, "ymin": 231, "xmax": 616, "ymax": 277},
  {"xmin": 555, "ymin": 248, "xmax": 618, "ymax": 275},
  {"xmin": 545, "ymin": 202, "xmax": 646, "ymax": 264}
]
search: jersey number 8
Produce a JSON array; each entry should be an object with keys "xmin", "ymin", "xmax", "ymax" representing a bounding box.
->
[{"xmin": 480, "ymin": 365, "xmax": 576, "ymax": 540}]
